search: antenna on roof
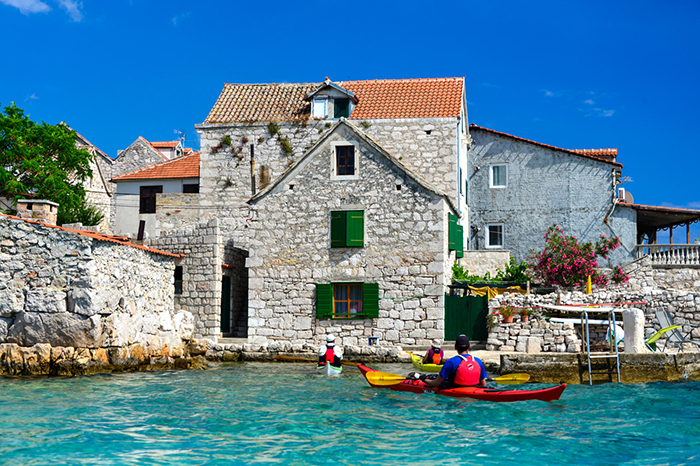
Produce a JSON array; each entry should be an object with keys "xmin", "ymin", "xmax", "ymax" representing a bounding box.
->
[{"xmin": 174, "ymin": 129, "xmax": 185, "ymax": 146}]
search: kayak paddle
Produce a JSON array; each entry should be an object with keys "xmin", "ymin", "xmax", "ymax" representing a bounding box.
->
[
  {"xmin": 366, "ymin": 370, "xmax": 531, "ymax": 387},
  {"xmin": 274, "ymin": 354, "xmax": 359, "ymax": 367},
  {"xmin": 365, "ymin": 371, "xmax": 408, "ymax": 386},
  {"xmin": 488, "ymin": 373, "xmax": 530, "ymax": 385}
]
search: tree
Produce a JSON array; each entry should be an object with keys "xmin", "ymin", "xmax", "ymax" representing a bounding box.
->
[
  {"xmin": 0, "ymin": 102, "xmax": 102, "ymax": 225},
  {"xmin": 528, "ymin": 224, "xmax": 627, "ymax": 288}
]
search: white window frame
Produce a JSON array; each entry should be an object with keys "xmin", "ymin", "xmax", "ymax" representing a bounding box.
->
[
  {"xmin": 486, "ymin": 223, "xmax": 504, "ymax": 248},
  {"xmin": 312, "ymin": 97, "xmax": 328, "ymax": 119},
  {"xmin": 330, "ymin": 140, "xmax": 360, "ymax": 180},
  {"xmin": 489, "ymin": 164, "xmax": 508, "ymax": 188}
]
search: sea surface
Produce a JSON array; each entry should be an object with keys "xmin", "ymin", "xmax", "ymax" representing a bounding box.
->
[{"xmin": 1, "ymin": 362, "xmax": 699, "ymax": 465}]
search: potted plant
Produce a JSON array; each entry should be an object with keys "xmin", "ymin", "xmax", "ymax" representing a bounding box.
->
[
  {"xmin": 486, "ymin": 310, "xmax": 500, "ymax": 333},
  {"xmin": 519, "ymin": 308, "xmax": 531, "ymax": 323},
  {"xmin": 498, "ymin": 305, "xmax": 517, "ymax": 324}
]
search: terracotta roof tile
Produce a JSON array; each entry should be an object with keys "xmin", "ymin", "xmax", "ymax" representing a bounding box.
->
[
  {"xmin": 0, "ymin": 214, "xmax": 183, "ymax": 258},
  {"xmin": 111, "ymin": 151, "xmax": 200, "ymax": 181},
  {"xmin": 570, "ymin": 148, "xmax": 618, "ymax": 160},
  {"xmin": 150, "ymin": 141, "xmax": 181, "ymax": 148},
  {"xmin": 204, "ymin": 77, "xmax": 464, "ymax": 123},
  {"xmin": 470, "ymin": 124, "xmax": 622, "ymax": 168}
]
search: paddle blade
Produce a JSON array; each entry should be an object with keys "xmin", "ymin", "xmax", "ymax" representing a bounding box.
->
[
  {"xmin": 491, "ymin": 373, "xmax": 530, "ymax": 385},
  {"xmin": 365, "ymin": 371, "xmax": 407, "ymax": 386}
]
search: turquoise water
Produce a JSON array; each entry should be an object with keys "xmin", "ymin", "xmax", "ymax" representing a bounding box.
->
[{"xmin": 2, "ymin": 362, "xmax": 700, "ymax": 466}]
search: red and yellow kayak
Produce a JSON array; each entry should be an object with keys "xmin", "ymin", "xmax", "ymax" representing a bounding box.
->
[{"xmin": 358, "ymin": 364, "xmax": 566, "ymax": 402}]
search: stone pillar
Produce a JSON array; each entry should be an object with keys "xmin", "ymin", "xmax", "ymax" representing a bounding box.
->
[{"xmin": 623, "ymin": 308, "xmax": 646, "ymax": 353}]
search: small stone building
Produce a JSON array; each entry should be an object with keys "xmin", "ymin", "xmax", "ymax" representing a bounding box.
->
[{"xmin": 246, "ymin": 120, "xmax": 460, "ymax": 346}]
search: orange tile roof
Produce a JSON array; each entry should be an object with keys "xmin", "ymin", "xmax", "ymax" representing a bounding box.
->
[
  {"xmin": 469, "ymin": 124, "xmax": 622, "ymax": 168},
  {"xmin": 111, "ymin": 151, "xmax": 200, "ymax": 181},
  {"xmin": 0, "ymin": 213, "xmax": 183, "ymax": 258},
  {"xmin": 340, "ymin": 78, "xmax": 464, "ymax": 120},
  {"xmin": 570, "ymin": 148, "xmax": 618, "ymax": 159},
  {"xmin": 204, "ymin": 77, "xmax": 464, "ymax": 123},
  {"xmin": 150, "ymin": 141, "xmax": 181, "ymax": 148}
]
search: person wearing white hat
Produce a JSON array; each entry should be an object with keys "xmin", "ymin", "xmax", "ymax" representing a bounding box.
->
[
  {"xmin": 422, "ymin": 339, "xmax": 445, "ymax": 365},
  {"xmin": 318, "ymin": 334, "xmax": 343, "ymax": 374}
]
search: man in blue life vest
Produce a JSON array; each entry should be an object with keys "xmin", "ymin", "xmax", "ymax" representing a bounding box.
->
[
  {"xmin": 414, "ymin": 334, "xmax": 486, "ymax": 389},
  {"xmin": 422, "ymin": 339, "xmax": 445, "ymax": 365},
  {"xmin": 318, "ymin": 334, "xmax": 343, "ymax": 370}
]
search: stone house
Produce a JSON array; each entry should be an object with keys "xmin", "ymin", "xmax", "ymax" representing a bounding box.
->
[
  {"xmin": 192, "ymin": 77, "xmax": 471, "ymax": 344},
  {"xmin": 72, "ymin": 129, "xmax": 114, "ymax": 233},
  {"xmin": 468, "ymin": 125, "xmax": 700, "ymax": 267},
  {"xmin": 245, "ymin": 119, "xmax": 459, "ymax": 346}
]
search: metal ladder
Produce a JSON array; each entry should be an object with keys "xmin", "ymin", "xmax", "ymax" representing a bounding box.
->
[{"xmin": 582, "ymin": 308, "xmax": 621, "ymax": 384}]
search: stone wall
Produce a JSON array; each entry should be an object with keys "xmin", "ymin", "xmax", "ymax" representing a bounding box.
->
[
  {"xmin": 469, "ymin": 128, "xmax": 637, "ymax": 266},
  {"xmin": 486, "ymin": 318, "xmax": 583, "ymax": 353},
  {"xmin": 459, "ymin": 250, "xmax": 511, "ymax": 277},
  {"xmin": 156, "ymin": 193, "xmax": 204, "ymax": 236},
  {"xmin": 195, "ymin": 117, "xmax": 462, "ymax": 249},
  {"xmin": 246, "ymin": 123, "xmax": 451, "ymax": 347},
  {"xmin": 488, "ymin": 259, "xmax": 700, "ymax": 353},
  {"xmin": 0, "ymin": 215, "xmax": 195, "ymax": 375},
  {"xmin": 153, "ymin": 218, "xmax": 223, "ymax": 340}
]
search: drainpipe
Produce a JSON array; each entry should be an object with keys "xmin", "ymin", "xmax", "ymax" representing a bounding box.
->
[
  {"xmin": 604, "ymin": 168, "xmax": 632, "ymax": 254},
  {"xmin": 250, "ymin": 144, "xmax": 256, "ymax": 196}
]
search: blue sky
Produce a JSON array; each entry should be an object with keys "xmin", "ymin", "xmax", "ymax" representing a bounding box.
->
[{"xmin": 2, "ymin": 0, "xmax": 699, "ymax": 241}]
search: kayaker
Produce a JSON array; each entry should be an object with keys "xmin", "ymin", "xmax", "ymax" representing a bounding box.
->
[
  {"xmin": 422, "ymin": 339, "xmax": 445, "ymax": 365},
  {"xmin": 411, "ymin": 334, "xmax": 486, "ymax": 389},
  {"xmin": 318, "ymin": 334, "xmax": 343, "ymax": 371}
]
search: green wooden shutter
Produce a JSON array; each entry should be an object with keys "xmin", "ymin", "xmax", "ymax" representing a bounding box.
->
[
  {"xmin": 362, "ymin": 282, "xmax": 379, "ymax": 318},
  {"xmin": 335, "ymin": 98, "xmax": 350, "ymax": 118},
  {"xmin": 456, "ymin": 224, "xmax": 464, "ymax": 258},
  {"xmin": 330, "ymin": 211, "xmax": 346, "ymax": 248},
  {"xmin": 346, "ymin": 211, "xmax": 364, "ymax": 247},
  {"xmin": 316, "ymin": 283, "xmax": 333, "ymax": 319},
  {"xmin": 448, "ymin": 214, "xmax": 457, "ymax": 250}
]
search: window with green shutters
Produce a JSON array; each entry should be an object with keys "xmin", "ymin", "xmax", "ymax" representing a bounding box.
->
[
  {"xmin": 448, "ymin": 213, "xmax": 464, "ymax": 257},
  {"xmin": 315, "ymin": 282, "xmax": 379, "ymax": 319},
  {"xmin": 334, "ymin": 98, "xmax": 350, "ymax": 118},
  {"xmin": 330, "ymin": 210, "xmax": 364, "ymax": 248}
]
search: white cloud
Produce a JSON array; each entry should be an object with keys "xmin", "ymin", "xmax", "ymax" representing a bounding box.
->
[
  {"xmin": 56, "ymin": 0, "xmax": 82, "ymax": 21},
  {"xmin": 584, "ymin": 99, "xmax": 595, "ymax": 105},
  {"xmin": 172, "ymin": 12, "xmax": 190, "ymax": 26},
  {"xmin": 583, "ymin": 107, "xmax": 615, "ymax": 117},
  {"xmin": 0, "ymin": 0, "xmax": 83, "ymax": 20},
  {"xmin": 24, "ymin": 93, "xmax": 39, "ymax": 101},
  {"xmin": 0, "ymin": 0, "xmax": 51, "ymax": 14},
  {"xmin": 541, "ymin": 89, "xmax": 563, "ymax": 97}
]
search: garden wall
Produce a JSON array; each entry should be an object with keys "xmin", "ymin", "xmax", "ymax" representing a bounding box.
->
[
  {"xmin": 487, "ymin": 257, "xmax": 700, "ymax": 353},
  {"xmin": 0, "ymin": 214, "xmax": 197, "ymax": 375}
]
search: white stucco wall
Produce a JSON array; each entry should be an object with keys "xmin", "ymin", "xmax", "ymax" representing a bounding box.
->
[{"xmin": 114, "ymin": 178, "xmax": 198, "ymax": 238}]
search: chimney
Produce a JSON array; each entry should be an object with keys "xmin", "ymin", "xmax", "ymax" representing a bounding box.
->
[{"xmin": 16, "ymin": 199, "xmax": 59, "ymax": 226}]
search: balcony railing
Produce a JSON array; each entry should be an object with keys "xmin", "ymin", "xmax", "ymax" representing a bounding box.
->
[{"xmin": 636, "ymin": 244, "xmax": 700, "ymax": 267}]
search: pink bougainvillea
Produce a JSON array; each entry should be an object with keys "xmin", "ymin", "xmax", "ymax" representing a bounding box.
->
[{"xmin": 528, "ymin": 225, "xmax": 628, "ymax": 288}]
